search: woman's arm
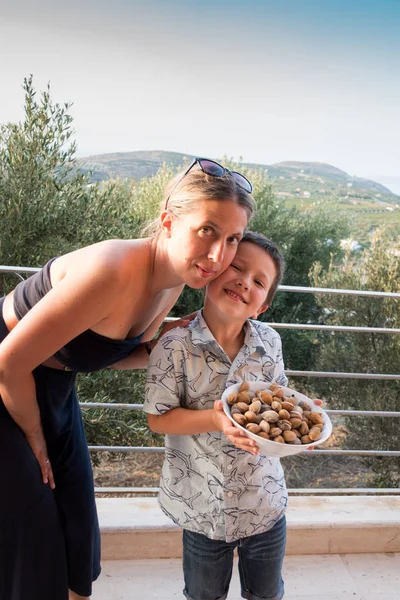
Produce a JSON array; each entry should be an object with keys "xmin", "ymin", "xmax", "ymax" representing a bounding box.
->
[
  {"xmin": 0, "ymin": 261, "xmax": 121, "ymax": 374},
  {"xmin": 0, "ymin": 256, "xmax": 125, "ymax": 485},
  {"xmin": 0, "ymin": 371, "xmax": 56, "ymax": 487}
]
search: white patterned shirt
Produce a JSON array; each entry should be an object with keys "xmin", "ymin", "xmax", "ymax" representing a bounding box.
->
[{"xmin": 143, "ymin": 312, "xmax": 288, "ymax": 542}]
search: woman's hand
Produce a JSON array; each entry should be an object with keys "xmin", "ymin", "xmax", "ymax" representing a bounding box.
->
[
  {"xmin": 212, "ymin": 400, "xmax": 259, "ymax": 456},
  {"xmin": 25, "ymin": 426, "xmax": 55, "ymax": 489}
]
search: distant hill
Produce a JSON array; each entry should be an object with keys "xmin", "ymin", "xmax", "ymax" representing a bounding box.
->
[
  {"xmin": 77, "ymin": 150, "xmax": 399, "ymax": 203},
  {"xmin": 271, "ymin": 161, "xmax": 394, "ymax": 196},
  {"xmin": 272, "ymin": 160, "xmax": 349, "ymax": 178},
  {"xmin": 370, "ymin": 175, "xmax": 400, "ymax": 197},
  {"xmin": 77, "ymin": 150, "xmax": 188, "ymax": 183},
  {"xmin": 76, "ymin": 150, "xmax": 400, "ymax": 244}
]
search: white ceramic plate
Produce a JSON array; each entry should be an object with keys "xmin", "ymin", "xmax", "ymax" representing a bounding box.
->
[{"xmin": 222, "ymin": 381, "xmax": 332, "ymax": 458}]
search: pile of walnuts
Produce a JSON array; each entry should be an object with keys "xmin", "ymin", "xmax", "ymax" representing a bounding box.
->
[{"xmin": 227, "ymin": 382, "xmax": 325, "ymax": 445}]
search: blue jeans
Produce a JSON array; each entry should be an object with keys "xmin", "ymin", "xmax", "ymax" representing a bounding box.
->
[{"xmin": 182, "ymin": 515, "xmax": 286, "ymax": 600}]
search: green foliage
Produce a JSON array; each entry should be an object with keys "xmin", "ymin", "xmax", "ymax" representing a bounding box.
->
[
  {"xmin": 0, "ymin": 76, "xmax": 166, "ymax": 269},
  {"xmin": 309, "ymin": 231, "xmax": 400, "ymax": 487},
  {"xmin": 0, "ymin": 78, "xmax": 353, "ymax": 468},
  {"xmin": 282, "ymin": 196, "xmax": 400, "ymax": 246},
  {"xmin": 0, "ymin": 75, "xmax": 93, "ymax": 267},
  {"xmin": 0, "ymin": 77, "xmax": 155, "ymax": 446},
  {"xmin": 250, "ymin": 175, "xmax": 349, "ymax": 369},
  {"xmin": 77, "ymin": 369, "xmax": 163, "ymax": 465}
]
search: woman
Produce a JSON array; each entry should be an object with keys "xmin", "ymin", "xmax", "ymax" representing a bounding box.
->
[{"xmin": 0, "ymin": 159, "xmax": 255, "ymax": 600}]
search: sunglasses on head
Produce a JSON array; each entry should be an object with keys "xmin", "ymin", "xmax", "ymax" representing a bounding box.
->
[{"xmin": 164, "ymin": 158, "xmax": 253, "ymax": 209}]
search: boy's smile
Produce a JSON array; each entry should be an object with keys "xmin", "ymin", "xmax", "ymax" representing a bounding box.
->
[
  {"xmin": 224, "ymin": 288, "xmax": 246, "ymax": 304},
  {"xmin": 204, "ymin": 240, "xmax": 278, "ymax": 322}
]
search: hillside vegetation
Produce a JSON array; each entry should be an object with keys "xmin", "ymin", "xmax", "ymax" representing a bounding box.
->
[{"xmin": 78, "ymin": 151, "xmax": 400, "ymax": 245}]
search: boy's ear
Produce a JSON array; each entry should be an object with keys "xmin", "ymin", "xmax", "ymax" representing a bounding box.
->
[{"xmin": 252, "ymin": 302, "xmax": 269, "ymax": 319}]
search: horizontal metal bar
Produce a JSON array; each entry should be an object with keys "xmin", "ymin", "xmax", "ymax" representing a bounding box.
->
[
  {"xmin": 165, "ymin": 318, "xmax": 400, "ymax": 334},
  {"xmin": 306, "ymin": 449, "xmax": 400, "ymax": 456},
  {"xmin": 94, "ymin": 487, "xmax": 399, "ymax": 496},
  {"xmin": 279, "ymin": 284, "xmax": 400, "ymax": 298},
  {"xmin": 327, "ymin": 410, "xmax": 400, "ymax": 417},
  {"xmin": 88, "ymin": 446, "xmax": 164, "ymax": 453},
  {"xmin": 81, "ymin": 368, "xmax": 395, "ymax": 383},
  {"xmin": 286, "ymin": 370, "xmax": 400, "ymax": 380},
  {"xmin": 89, "ymin": 446, "xmax": 400, "ymax": 456},
  {"xmin": 267, "ymin": 323, "xmax": 400, "ymax": 334},
  {"xmin": 2, "ymin": 266, "xmax": 400, "ymax": 299},
  {"xmin": 284, "ymin": 488, "xmax": 400, "ymax": 496},
  {"xmin": 95, "ymin": 487, "xmax": 159, "ymax": 494},
  {"xmin": 81, "ymin": 403, "xmax": 144, "ymax": 410},
  {"xmin": 80, "ymin": 403, "xmax": 400, "ymax": 418},
  {"xmin": 0, "ymin": 265, "xmax": 40, "ymax": 274}
]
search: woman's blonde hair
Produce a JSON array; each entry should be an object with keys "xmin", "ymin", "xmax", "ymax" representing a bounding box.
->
[{"xmin": 144, "ymin": 163, "xmax": 256, "ymax": 235}]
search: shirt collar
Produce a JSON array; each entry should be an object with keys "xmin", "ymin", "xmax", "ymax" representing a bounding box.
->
[{"xmin": 189, "ymin": 311, "xmax": 267, "ymax": 358}]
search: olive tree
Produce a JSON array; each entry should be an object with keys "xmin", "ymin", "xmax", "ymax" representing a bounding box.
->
[
  {"xmin": 0, "ymin": 77, "xmax": 158, "ymax": 451},
  {"xmin": 309, "ymin": 231, "xmax": 400, "ymax": 486},
  {"xmin": 0, "ymin": 76, "xmax": 93, "ymax": 270}
]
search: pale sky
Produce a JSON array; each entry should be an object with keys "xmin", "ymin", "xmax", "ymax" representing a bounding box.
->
[{"xmin": 1, "ymin": 0, "xmax": 399, "ymax": 187}]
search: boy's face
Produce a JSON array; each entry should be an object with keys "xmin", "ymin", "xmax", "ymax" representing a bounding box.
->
[{"xmin": 204, "ymin": 241, "xmax": 277, "ymax": 321}]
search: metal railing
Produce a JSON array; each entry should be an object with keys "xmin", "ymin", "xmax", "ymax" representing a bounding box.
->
[
  {"xmin": 1, "ymin": 265, "xmax": 400, "ymax": 494},
  {"xmin": 93, "ymin": 486, "xmax": 400, "ymax": 496}
]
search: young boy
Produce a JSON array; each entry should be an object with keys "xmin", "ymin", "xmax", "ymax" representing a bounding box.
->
[{"xmin": 143, "ymin": 231, "xmax": 289, "ymax": 600}]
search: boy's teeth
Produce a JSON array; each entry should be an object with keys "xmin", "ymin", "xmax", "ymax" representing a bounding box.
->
[{"xmin": 227, "ymin": 290, "xmax": 243, "ymax": 302}]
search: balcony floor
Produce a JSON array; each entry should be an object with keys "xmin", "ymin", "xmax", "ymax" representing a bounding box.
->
[{"xmin": 93, "ymin": 552, "xmax": 400, "ymax": 599}]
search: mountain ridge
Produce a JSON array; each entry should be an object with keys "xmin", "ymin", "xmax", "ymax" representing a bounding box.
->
[{"xmin": 77, "ymin": 150, "xmax": 398, "ymax": 201}]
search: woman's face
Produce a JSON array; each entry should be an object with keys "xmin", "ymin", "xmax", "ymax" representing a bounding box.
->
[{"xmin": 163, "ymin": 199, "xmax": 249, "ymax": 289}]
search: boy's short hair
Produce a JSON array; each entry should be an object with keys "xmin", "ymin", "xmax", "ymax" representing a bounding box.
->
[{"xmin": 241, "ymin": 231, "xmax": 285, "ymax": 306}]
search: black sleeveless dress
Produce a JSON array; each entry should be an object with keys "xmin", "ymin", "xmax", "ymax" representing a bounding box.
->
[{"xmin": 0, "ymin": 259, "xmax": 143, "ymax": 599}]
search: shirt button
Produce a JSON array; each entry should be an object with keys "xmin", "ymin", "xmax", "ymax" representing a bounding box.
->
[
  {"xmin": 227, "ymin": 491, "xmax": 233, "ymax": 498},
  {"xmin": 227, "ymin": 464, "xmax": 233, "ymax": 471}
]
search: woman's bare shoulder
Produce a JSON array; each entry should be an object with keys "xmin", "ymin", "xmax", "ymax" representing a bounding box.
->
[{"xmin": 51, "ymin": 238, "xmax": 151, "ymax": 284}]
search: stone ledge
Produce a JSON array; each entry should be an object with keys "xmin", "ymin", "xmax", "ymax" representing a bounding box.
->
[{"xmin": 97, "ymin": 495, "xmax": 400, "ymax": 560}]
